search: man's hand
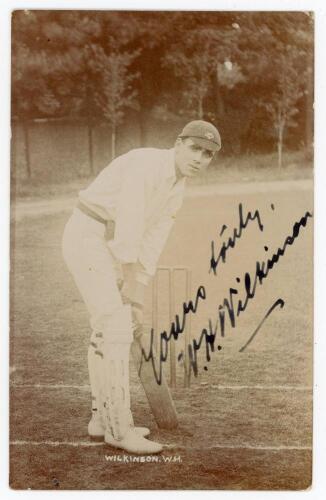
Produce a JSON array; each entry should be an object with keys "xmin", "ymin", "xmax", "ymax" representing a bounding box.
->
[{"xmin": 120, "ymin": 266, "xmax": 146, "ymax": 307}]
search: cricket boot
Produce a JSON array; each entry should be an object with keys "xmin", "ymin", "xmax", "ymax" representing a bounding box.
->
[
  {"xmin": 88, "ymin": 406, "xmax": 150, "ymax": 439},
  {"xmin": 104, "ymin": 427, "xmax": 163, "ymax": 455},
  {"xmin": 102, "ymin": 305, "xmax": 163, "ymax": 454}
]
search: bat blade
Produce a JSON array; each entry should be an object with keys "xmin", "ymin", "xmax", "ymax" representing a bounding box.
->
[{"xmin": 131, "ymin": 338, "xmax": 179, "ymax": 429}]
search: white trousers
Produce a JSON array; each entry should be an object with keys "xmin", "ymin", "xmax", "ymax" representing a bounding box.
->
[
  {"xmin": 62, "ymin": 208, "xmax": 134, "ymax": 437},
  {"xmin": 62, "ymin": 208, "xmax": 123, "ymax": 333}
]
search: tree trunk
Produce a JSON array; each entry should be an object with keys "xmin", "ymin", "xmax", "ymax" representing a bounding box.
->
[
  {"xmin": 278, "ymin": 124, "xmax": 284, "ymax": 169},
  {"xmin": 215, "ymin": 64, "xmax": 225, "ymax": 118},
  {"xmin": 139, "ymin": 111, "xmax": 147, "ymax": 148},
  {"xmin": 111, "ymin": 125, "xmax": 116, "ymax": 160},
  {"xmin": 87, "ymin": 124, "xmax": 94, "ymax": 175},
  {"xmin": 23, "ymin": 121, "xmax": 31, "ymax": 179},
  {"xmin": 198, "ymin": 95, "xmax": 203, "ymax": 119}
]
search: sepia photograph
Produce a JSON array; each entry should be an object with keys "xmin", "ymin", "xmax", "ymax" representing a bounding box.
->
[{"xmin": 8, "ymin": 7, "xmax": 314, "ymax": 491}]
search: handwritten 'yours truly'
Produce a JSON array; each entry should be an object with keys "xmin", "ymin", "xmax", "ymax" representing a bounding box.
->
[{"xmin": 209, "ymin": 203, "xmax": 264, "ymax": 275}]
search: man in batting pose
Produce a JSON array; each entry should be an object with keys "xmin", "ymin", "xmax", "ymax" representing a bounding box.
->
[{"xmin": 62, "ymin": 120, "xmax": 221, "ymax": 454}]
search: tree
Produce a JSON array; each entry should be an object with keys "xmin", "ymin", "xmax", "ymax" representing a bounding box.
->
[
  {"xmin": 11, "ymin": 18, "xmax": 62, "ymax": 178},
  {"xmin": 86, "ymin": 44, "xmax": 140, "ymax": 160},
  {"xmin": 11, "ymin": 11, "xmax": 102, "ymax": 176},
  {"xmin": 162, "ymin": 24, "xmax": 243, "ymax": 124},
  {"xmin": 164, "ymin": 50, "xmax": 214, "ymax": 119},
  {"xmin": 218, "ymin": 12, "xmax": 313, "ymax": 156},
  {"xmin": 257, "ymin": 44, "xmax": 305, "ymax": 168},
  {"xmin": 11, "ymin": 10, "xmax": 314, "ymax": 167}
]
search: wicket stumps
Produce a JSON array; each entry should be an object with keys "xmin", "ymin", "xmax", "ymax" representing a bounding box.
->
[{"xmin": 152, "ymin": 266, "xmax": 192, "ymax": 388}]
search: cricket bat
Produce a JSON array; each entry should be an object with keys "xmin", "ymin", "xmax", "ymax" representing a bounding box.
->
[{"xmin": 131, "ymin": 337, "xmax": 179, "ymax": 429}]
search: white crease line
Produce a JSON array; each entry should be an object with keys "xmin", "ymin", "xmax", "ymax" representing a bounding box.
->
[
  {"xmin": 208, "ymin": 385, "xmax": 312, "ymax": 391},
  {"xmin": 9, "ymin": 440, "xmax": 312, "ymax": 451},
  {"xmin": 10, "ymin": 383, "xmax": 312, "ymax": 391},
  {"xmin": 166, "ymin": 444, "xmax": 312, "ymax": 451},
  {"xmin": 11, "ymin": 383, "xmax": 90, "ymax": 390},
  {"xmin": 10, "ymin": 440, "xmax": 102, "ymax": 447}
]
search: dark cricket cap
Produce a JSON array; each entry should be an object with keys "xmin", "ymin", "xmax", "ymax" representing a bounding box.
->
[{"xmin": 178, "ymin": 120, "xmax": 221, "ymax": 152}]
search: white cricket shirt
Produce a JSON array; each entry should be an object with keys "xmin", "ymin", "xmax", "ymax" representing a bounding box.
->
[{"xmin": 78, "ymin": 147, "xmax": 186, "ymax": 279}]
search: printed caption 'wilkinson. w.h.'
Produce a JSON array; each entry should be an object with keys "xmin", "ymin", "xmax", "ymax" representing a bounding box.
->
[{"xmin": 105, "ymin": 454, "xmax": 182, "ymax": 463}]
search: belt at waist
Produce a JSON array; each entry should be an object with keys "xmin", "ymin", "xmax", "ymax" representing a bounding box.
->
[{"xmin": 76, "ymin": 201, "xmax": 107, "ymax": 225}]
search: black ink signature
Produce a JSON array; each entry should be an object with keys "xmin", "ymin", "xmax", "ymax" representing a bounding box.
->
[
  {"xmin": 139, "ymin": 285, "xmax": 206, "ymax": 385},
  {"xmin": 185, "ymin": 210, "xmax": 312, "ymax": 375},
  {"xmin": 209, "ymin": 203, "xmax": 264, "ymax": 275},
  {"xmin": 140, "ymin": 209, "xmax": 313, "ymax": 384},
  {"xmin": 239, "ymin": 298, "xmax": 285, "ymax": 352},
  {"xmin": 180, "ymin": 298, "xmax": 285, "ymax": 377}
]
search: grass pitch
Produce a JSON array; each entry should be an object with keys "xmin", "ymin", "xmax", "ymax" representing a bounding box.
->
[{"xmin": 10, "ymin": 182, "xmax": 313, "ymax": 489}]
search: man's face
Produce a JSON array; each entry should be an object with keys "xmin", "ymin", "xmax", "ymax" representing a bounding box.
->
[{"xmin": 174, "ymin": 138, "xmax": 215, "ymax": 178}]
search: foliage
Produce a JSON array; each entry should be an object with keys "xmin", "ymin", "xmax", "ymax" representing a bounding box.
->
[
  {"xmin": 11, "ymin": 10, "xmax": 314, "ymax": 155},
  {"xmin": 258, "ymin": 49, "xmax": 304, "ymax": 133},
  {"xmin": 163, "ymin": 25, "xmax": 242, "ymax": 119},
  {"xmin": 86, "ymin": 44, "xmax": 140, "ymax": 129}
]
